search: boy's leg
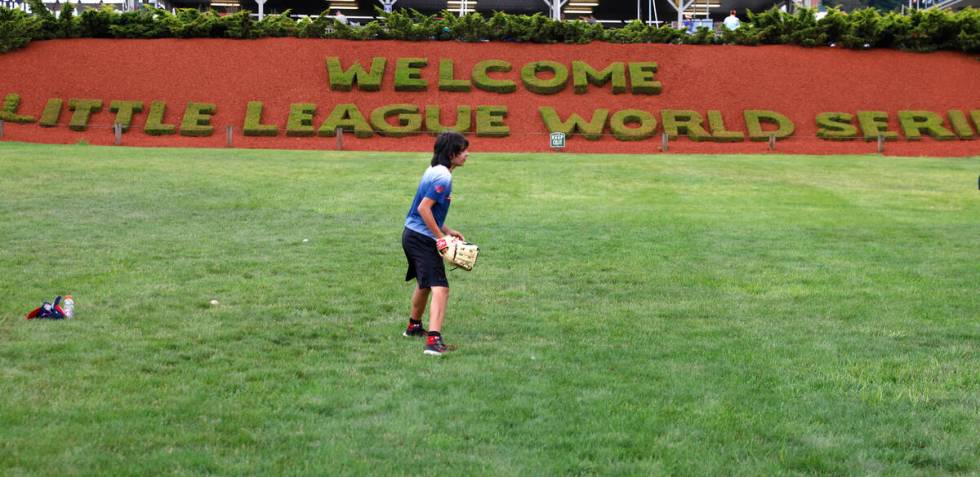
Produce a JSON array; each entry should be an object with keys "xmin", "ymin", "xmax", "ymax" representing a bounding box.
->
[
  {"xmin": 423, "ymin": 286, "xmax": 451, "ymax": 355},
  {"xmin": 403, "ymin": 286, "xmax": 430, "ymax": 337},
  {"xmin": 428, "ymin": 286, "xmax": 449, "ymax": 333},
  {"xmin": 411, "ymin": 286, "xmax": 430, "ymax": 321}
]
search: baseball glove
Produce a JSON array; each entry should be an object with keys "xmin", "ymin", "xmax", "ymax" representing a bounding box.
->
[{"xmin": 436, "ymin": 236, "xmax": 479, "ymax": 271}]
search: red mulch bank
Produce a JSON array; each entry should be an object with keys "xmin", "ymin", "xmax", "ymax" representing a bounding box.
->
[{"xmin": 1, "ymin": 38, "xmax": 978, "ymax": 156}]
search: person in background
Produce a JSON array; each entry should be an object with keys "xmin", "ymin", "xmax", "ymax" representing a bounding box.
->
[
  {"xmin": 723, "ymin": 9, "xmax": 741, "ymax": 30},
  {"xmin": 333, "ymin": 9, "xmax": 348, "ymax": 25}
]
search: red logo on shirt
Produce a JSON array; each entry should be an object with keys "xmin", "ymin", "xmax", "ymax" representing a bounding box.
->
[{"xmin": 435, "ymin": 185, "xmax": 444, "ymax": 193}]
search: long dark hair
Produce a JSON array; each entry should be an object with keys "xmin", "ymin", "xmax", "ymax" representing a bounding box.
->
[{"xmin": 431, "ymin": 132, "xmax": 469, "ymax": 168}]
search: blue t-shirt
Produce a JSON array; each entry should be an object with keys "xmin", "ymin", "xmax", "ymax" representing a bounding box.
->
[{"xmin": 405, "ymin": 165, "xmax": 452, "ymax": 239}]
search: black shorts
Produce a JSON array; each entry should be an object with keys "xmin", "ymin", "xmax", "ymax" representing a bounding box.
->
[{"xmin": 402, "ymin": 227, "xmax": 448, "ymax": 288}]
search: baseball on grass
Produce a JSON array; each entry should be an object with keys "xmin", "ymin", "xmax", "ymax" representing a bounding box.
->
[
  {"xmin": 303, "ymin": 238, "xmax": 309, "ymax": 243},
  {"xmin": 210, "ymin": 299, "xmax": 219, "ymax": 306}
]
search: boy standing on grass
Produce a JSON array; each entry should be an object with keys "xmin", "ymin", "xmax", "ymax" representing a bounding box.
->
[{"xmin": 401, "ymin": 132, "xmax": 470, "ymax": 356}]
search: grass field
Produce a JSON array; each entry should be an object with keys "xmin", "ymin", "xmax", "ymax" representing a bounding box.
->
[{"xmin": 0, "ymin": 142, "xmax": 978, "ymax": 476}]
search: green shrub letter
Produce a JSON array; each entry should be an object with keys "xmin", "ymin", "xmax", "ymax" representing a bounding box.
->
[
  {"xmin": 609, "ymin": 109, "xmax": 656, "ymax": 141},
  {"xmin": 439, "ymin": 59, "xmax": 471, "ymax": 92},
  {"xmin": 815, "ymin": 112, "xmax": 857, "ymax": 140},
  {"xmin": 520, "ymin": 61, "xmax": 568, "ymax": 95},
  {"xmin": 286, "ymin": 103, "xmax": 316, "ymax": 137},
  {"xmin": 425, "ymin": 105, "xmax": 471, "ymax": 133},
  {"xmin": 370, "ymin": 104, "xmax": 422, "ymax": 137},
  {"xmin": 326, "ymin": 57, "xmax": 386, "ymax": 92},
  {"xmin": 538, "ymin": 107, "xmax": 608, "ymax": 140},
  {"xmin": 318, "ymin": 103, "xmax": 373, "ymax": 138},
  {"xmin": 144, "ymin": 101, "xmax": 176, "ymax": 136},
  {"xmin": 68, "ymin": 99, "xmax": 103, "ymax": 132},
  {"xmin": 572, "ymin": 61, "xmax": 626, "ymax": 95},
  {"xmin": 662, "ymin": 110, "xmax": 711, "ymax": 141},
  {"xmin": 856, "ymin": 111, "xmax": 897, "ymax": 141},
  {"xmin": 243, "ymin": 101, "xmax": 278, "ymax": 137},
  {"xmin": 476, "ymin": 105, "xmax": 509, "ymax": 137},
  {"xmin": 109, "ymin": 100, "xmax": 144, "ymax": 132},
  {"xmin": 473, "ymin": 60, "xmax": 516, "ymax": 94},
  {"xmin": 394, "ymin": 58, "xmax": 428, "ymax": 92},
  {"xmin": 744, "ymin": 110, "xmax": 794, "ymax": 141}
]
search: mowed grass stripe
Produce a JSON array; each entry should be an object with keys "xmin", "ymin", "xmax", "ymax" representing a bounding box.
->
[{"xmin": 0, "ymin": 143, "xmax": 977, "ymax": 476}]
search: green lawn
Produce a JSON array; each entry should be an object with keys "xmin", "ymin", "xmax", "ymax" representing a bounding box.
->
[{"xmin": 1, "ymin": 142, "xmax": 978, "ymax": 476}]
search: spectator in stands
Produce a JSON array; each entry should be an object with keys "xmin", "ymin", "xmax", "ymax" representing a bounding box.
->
[
  {"xmin": 723, "ymin": 10, "xmax": 740, "ymax": 30},
  {"xmin": 333, "ymin": 9, "xmax": 348, "ymax": 25}
]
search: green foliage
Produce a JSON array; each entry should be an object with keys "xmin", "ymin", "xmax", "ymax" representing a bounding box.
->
[
  {"xmin": 946, "ymin": 110, "xmax": 976, "ymax": 139},
  {"xmin": 243, "ymin": 101, "xmax": 278, "ymax": 137},
  {"xmin": 1, "ymin": 6, "xmax": 978, "ymax": 54},
  {"xmin": 818, "ymin": 7, "xmax": 850, "ymax": 44},
  {"xmin": 487, "ymin": 11, "xmax": 558, "ymax": 43},
  {"xmin": 326, "ymin": 57, "xmax": 386, "ymax": 92},
  {"xmin": 602, "ymin": 19, "xmax": 685, "ymax": 44},
  {"xmin": 25, "ymin": 0, "xmax": 56, "ymax": 40},
  {"xmin": 373, "ymin": 8, "xmax": 441, "ymax": 41},
  {"xmin": 748, "ymin": 7, "xmax": 789, "ymax": 44},
  {"xmin": 897, "ymin": 110, "xmax": 956, "ymax": 140},
  {"xmin": 78, "ymin": 6, "xmax": 117, "ymax": 38},
  {"xmin": 222, "ymin": 10, "xmax": 257, "ymax": 39},
  {"xmin": 684, "ymin": 27, "xmax": 719, "ymax": 45},
  {"xmin": 953, "ymin": 8, "xmax": 980, "ymax": 53},
  {"xmin": 424, "ymin": 105, "xmax": 471, "ymax": 133},
  {"xmin": 393, "ymin": 58, "xmax": 428, "ymax": 92},
  {"xmin": 609, "ymin": 109, "xmax": 657, "ymax": 141},
  {"xmin": 841, "ymin": 8, "xmax": 883, "ymax": 48},
  {"xmin": 255, "ymin": 10, "xmax": 296, "ymax": 38},
  {"xmin": 109, "ymin": 100, "xmax": 143, "ymax": 132},
  {"xmin": 440, "ymin": 12, "xmax": 488, "ymax": 42},
  {"xmin": 166, "ymin": 9, "xmax": 225, "ymax": 38},
  {"xmin": 370, "ymin": 104, "xmax": 422, "ymax": 137},
  {"xmin": 472, "ymin": 60, "xmax": 517, "ymax": 94},
  {"xmin": 816, "ymin": 112, "xmax": 859, "ymax": 140},
  {"xmin": 179, "ymin": 102, "xmax": 216, "ymax": 137},
  {"xmin": 57, "ymin": 2, "xmax": 78, "ymax": 38},
  {"xmin": 285, "ymin": 103, "xmax": 316, "ymax": 137},
  {"xmin": 628, "ymin": 62, "xmax": 662, "ymax": 95},
  {"xmin": 572, "ymin": 61, "xmax": 626, "ymax": 95},
  {"xmin": 856, "ymin": 111, "xmax": 898, "ymax": 141},
  {"xmin": 538, "ymin": 107, "xmax": 608, "ymax": 140},
  {"xmin": 782, "ymin": 8, "xmax": 827, "ymax": 47},
  {"xmin": 67, "ymin": 98, "xmax": 102, "ymax": 131},
  {"xmin": 1, "ymin": 93, "xmax": 35, "ymax": 123},
  {"xmin": 317, "ymin": 103, "xmax": 373, "ymax": 138},
  {"xmin": 39, "ymin": 98, "xmax": 62, "ymax": 127},
  {"xmin": 662, "ymin": 110, "xmax": 713, "ymax": 141},
  {"xmin": 108, "ymin": 8, "xmax": 172, "ymax": 39},
  {"xmin": 144, "ymin": 100, "xmax": 176, "ymax": 135},
  {"xmin": 718, "ymin": 22, "xmax": 762, "ymax": 45},
  {"xmin": 520, "ymin": 61, "xmax": 568, "ymax": 95},
  {"xmin": 745, "ymin": 109, "xmax": 795, "ymax": 141},
  {"xmin": 438, "ymin": 59, "xmax": 471, "ymax": 92},
  {"xmin": 707, "ymin": 110, "xmax": 745, "ymax": 142},
  {"xmin": 895, "ymin": 8, "xmax": 960, "ymax": 52},
  {"xmin": 0, "ymin": 7, "xmax": 40, "ymax": 52},
  {"xmin": 475, "ymin": 105, "xmax": 509, "ymax": 137},
  {"xmin": 554, "ymin": 19, "xmax": 604, "ymax": 44}
]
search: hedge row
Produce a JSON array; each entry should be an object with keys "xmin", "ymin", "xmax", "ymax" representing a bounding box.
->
[{"xmin": 1, "ymin": 3, "xmax": 978, "ymax": 54}]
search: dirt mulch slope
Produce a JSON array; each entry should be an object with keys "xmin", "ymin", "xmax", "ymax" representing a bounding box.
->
[{"xmin": 1, "ymin": 38, "xmax": 978, "ymax": 156}]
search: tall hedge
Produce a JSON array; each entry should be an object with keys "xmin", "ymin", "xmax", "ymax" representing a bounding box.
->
[{"xmin": 1, "ymin": 5, "xmax": 977, "ymax": 54}]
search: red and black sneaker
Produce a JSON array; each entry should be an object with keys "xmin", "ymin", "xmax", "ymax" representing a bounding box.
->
[
  {"xmin": 403, "ymin": 320, "xmax": 427, "ymax": 338},
  {"xmin": 423, "ymin": 334, "xmax": 449, "ymax": 356}
]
